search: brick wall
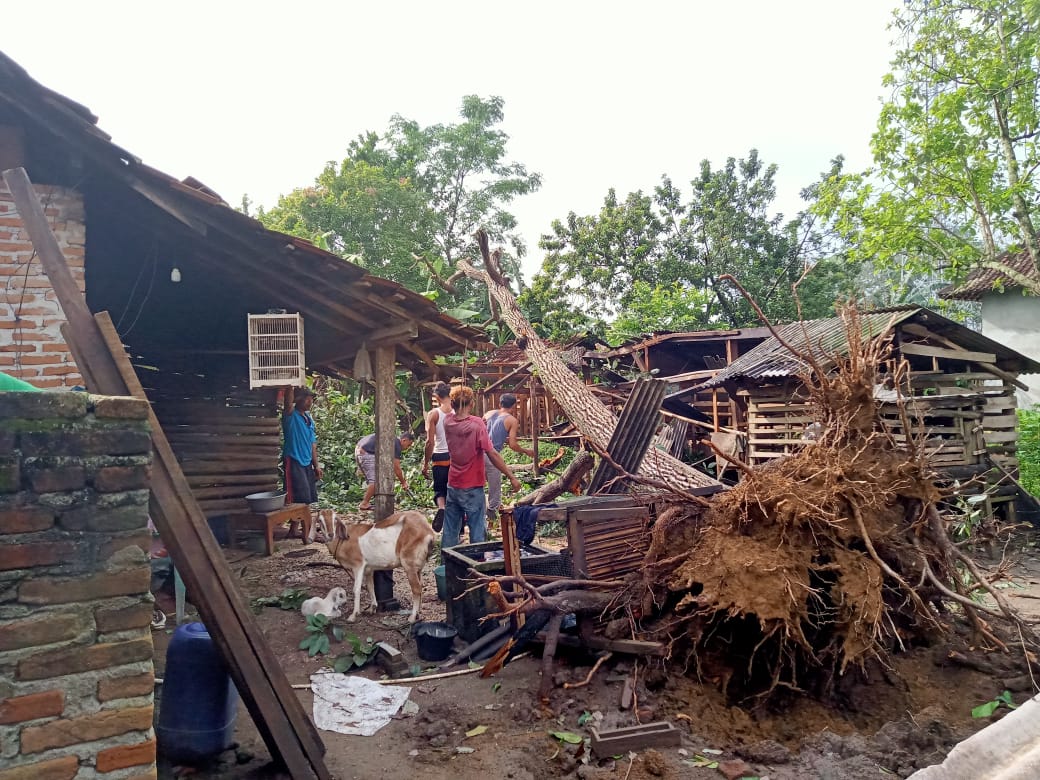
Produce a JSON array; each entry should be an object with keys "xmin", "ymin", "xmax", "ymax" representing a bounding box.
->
[
  {"xmin": 0, "ymin": 391, "xmax": 156, "ymax": 780},
  {"xmin": 0, "ymin": 184, "xmax": 85, "ymax": 388}
]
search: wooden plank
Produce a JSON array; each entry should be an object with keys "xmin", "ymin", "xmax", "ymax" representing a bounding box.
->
[
  {"xmin": 2, "ymin": 168, "xmax": 329, "ymax": 779},
  {"xmin": 900, "ymin": 342, "xmax": 998, "ymax": 363}
]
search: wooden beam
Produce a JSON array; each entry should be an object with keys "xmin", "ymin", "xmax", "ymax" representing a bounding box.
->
[
  {"xmin": 901, "ymin": 324, "xmax": 1029, "ymax": 392},
  {"xmin": 481, "ymin": 360, "xmax": 533, "ymax": 395},
  {"xmin": 2, "ymin": 167, "xmax": 330, "ymax": 780},
  {"xmin": 900, "ymin": 342, "xmax": 998, "ymax": 364},
  {"xmin": 311, "ymin": 321, "xmax": 418, "ymax": 365}
]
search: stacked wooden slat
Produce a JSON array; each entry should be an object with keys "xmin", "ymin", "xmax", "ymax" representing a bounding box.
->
[
  {"xmin": 567, "ymin": 504, "xmax": 652, "ymax": 581},
  {"xmin": 878, "ymin": 393, "xmax": 985, "ymax": 467},
  {"xmin": 152, "ymin": 392, "xmax": 280, "ymax": 517},
  {"xmin": 745, "ymin": 393, "xmax": 814, "ymax": 464}
]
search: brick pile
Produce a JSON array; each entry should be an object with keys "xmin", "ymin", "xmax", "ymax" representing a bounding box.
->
[
  {"xmin": 0, "ymin": 391, "xmax": 156, "ymax": 779},
  {"xmin": 0, "ymin": 184, "xmax": 85, "ymax": 389}
]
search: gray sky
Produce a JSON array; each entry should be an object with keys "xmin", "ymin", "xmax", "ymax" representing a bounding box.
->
[{"xmin": 4, "ymin": 1, "xmax": 898, "ymax": 279}]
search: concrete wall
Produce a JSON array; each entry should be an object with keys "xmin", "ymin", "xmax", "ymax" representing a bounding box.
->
[
  {"xmin": 981, "ymin": 291, "xmax": 1040, "ymax": 409},
  {"xmin": 0, "ymin": 184, "xmax": 85, "ymax": 389},
  {"xmin": 0, "ymin": 391, "xmax": 156, "ymax": 780}
]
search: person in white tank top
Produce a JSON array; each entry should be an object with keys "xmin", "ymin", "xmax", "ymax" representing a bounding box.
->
[{"xmin": 422, "ymin": 382, "xmax": 453, "ymax": 531}]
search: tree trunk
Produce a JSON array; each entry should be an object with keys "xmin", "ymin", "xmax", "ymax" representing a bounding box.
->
[{"xmin": 457, "ymin": 243, "xmax": 721, "ymax": 494}]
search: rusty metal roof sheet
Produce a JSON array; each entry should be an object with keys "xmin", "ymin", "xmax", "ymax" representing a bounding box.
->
[
  {"xmin": 696, "ymin": 306, "xmax": 1040, "ymax": 390},
  {"xmin": 939, "ymin": 252, "xmax": 1040, "ymax": 300}
]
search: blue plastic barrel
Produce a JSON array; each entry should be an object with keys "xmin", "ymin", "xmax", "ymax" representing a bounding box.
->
[{"xmin": 157, "ymin": 622, "xmax": 238, "ymax": 763}]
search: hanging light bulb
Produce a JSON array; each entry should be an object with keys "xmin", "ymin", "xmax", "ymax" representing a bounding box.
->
[{"xmin": 170, "ymin": 267, "xmax": 181, "ymax": 283}]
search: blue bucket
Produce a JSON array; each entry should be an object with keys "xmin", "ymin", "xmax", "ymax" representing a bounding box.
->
[{"xmin": 157, "ymin": 622, "xmax": 238, "ymax": 763}]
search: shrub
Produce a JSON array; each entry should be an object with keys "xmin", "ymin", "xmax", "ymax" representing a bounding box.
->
[{"xmin": 1019, "ymin": 407, "xmax": 1040, "ymax": 497}]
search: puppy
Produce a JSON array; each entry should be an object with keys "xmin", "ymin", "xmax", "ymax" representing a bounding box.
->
[{"xmin": 300, "ymin": 586, "xmax": 348, "ymax": 619}]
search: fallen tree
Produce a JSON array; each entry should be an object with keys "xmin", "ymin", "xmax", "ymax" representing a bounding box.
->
[
  {"xmin": 476, "ymin": 300, "xmax": 1039, "ymax": 704},
  {"xmin": 456, "ymin": 229, "xmax": 721, "ymax": 495}
]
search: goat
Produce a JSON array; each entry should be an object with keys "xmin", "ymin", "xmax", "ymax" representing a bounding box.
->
[
  {"xmin": 300, "ymin": 586, "xmax": 348, "ymax": 619},
  {"xmin": 317, "ymin": 509, "xmax": 435, "ymax": 623}
]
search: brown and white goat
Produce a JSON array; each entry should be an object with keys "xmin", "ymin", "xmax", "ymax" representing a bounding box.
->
[{"xmin": 317, "ymin": 509, "xmax": 435, "ymax": 623}]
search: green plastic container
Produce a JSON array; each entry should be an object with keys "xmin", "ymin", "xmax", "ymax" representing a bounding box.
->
[{"xmin": 434, "ymin": 565, "xmax": 447, "ymax": 601}]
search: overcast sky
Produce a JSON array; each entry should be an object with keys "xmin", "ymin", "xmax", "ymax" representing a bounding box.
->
[{"xmin": 4, "ymin": 1, "xmax": 898, "ymax": 279}]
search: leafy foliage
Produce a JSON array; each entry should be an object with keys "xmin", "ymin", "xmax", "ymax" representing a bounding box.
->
[
  {"xmin": 971, "ymin": 690, "xmax": 1017, "ymax": 718},
  {"xmin": 250, "ymin": 588, "xmax": 309, "ymax": 613},
  {"xmin": 1019, "ymin": 407, "xmax": 1040, "ymax": 497},
  {"xmin": 814, "ymin": 0, "xmax": 1040, "ymax": 294},
  {"xmin": 258, "ymin": 96, "xmax": 541, "ymax": 316},
  {"xmin": 310, "ymin": 379, "xmax": 434, "ymax": 512},
  {"xmin": 332, "ymin": 634, "xmax": 378, "ymax": 672},
  {"xmin": 522, "ymin": 151, "xmax": 854, "ymax": 339},
  {"xmin": 299, "ymin": 613, "xmax": 342, "ymax": 657}
]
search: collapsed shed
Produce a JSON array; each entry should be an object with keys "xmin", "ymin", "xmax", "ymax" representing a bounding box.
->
[{"xmin": 686, "ymin": 306, "xmax": 1039, "ymax": 517}]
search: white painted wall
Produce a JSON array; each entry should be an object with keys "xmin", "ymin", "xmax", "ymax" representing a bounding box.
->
[{"xmin": 980, "ymin": 292, "xmax": 1040, "ymax": 409}]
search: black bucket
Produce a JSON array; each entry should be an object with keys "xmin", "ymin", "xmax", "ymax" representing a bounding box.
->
[{"xmin": 413, "ymin": 621, "xmax": 458, "ymax": 662}]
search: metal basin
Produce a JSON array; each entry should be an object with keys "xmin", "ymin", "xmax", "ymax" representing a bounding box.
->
[{"xmin": 244, "ymin": 491, "xmax": 286, "ymax": 513}]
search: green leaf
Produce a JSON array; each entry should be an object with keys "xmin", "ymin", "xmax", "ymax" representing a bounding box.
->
[
  {"xmin": 333, "ymin": 655, "xmax": 352, "ymax": 674},
  {"xmin": 492, "ymin": 682, "xmax": 502, "ymax": 694},
  {"xmin": 550, "ymin": 731, "xmax": 583, "ymax": 744},
  {"xmin": 332, "ymin": 626, "xmax": 345, "ymax": 642},
  {"xmin": 972, "ymin": 699, "xmax": 1002, "ymax": 718},
  {"xmin": 465, "ymin": 725, "xmax": 489, "ymax": 738},
  {"xmin": 577, "ymin": 711, "xmax": 592, "ymax": 726},
  {"xmin": 353, "ymin": 653, "xmax": 368, "ymax": 667}
]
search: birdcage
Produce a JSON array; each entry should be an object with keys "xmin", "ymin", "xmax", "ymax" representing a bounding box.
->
[{"xmin": 247, "ymin": 313, "xmax": 305, "ymax": 388}]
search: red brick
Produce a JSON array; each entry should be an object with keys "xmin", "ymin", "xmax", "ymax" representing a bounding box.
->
[
  {"xmin": 0, "ymin": 611, "xmax": 87, "ymax": 651},
  {"xmin": 28, "ymin": 466, "xmax": 86, "ymax": 493},
  {"xmin": 0, "ymin": 690, "xmax": 64, "ymax": 724},
  {"xmin": 0, "ymin": 507, "xmax": 53, "ymax": 534},
  {"xmin": 92, "ymin": 397, "xmax": 150, "ymax": 420},
  {"xmin": 18, "ymin": 638, "xmax": 153, "ymax": 681},
  {"xmin": 0, "ymin": 541, "xmax": 78, "ymax": 571},
  {"xmin": 98, "ymin": 670, "xmax": 155, "ymax": 702},
  {"xmin": 96, "ymin": 738, "xmax": 157, "ymax": 772},
  {"xmin": 20, "ymin": 705, "xmax": 153, "ymax": 753},
  {"xmin": 0, "ymin": 755, "xmax": 79, "ymax": 780},
  {"xmin": 16, "ymin": 355, "xmax": 62, "ymax": 365},
  {"xmin": 94, "ymin": 465, "xmax": 151, "ymax": 492},
  {"xmin": 94, "ymin": 602, "xmax": 153, "ymax": 633},
  {"xmin": 19, "ymin": 566, "xmax": 151, "ymax": 606},
  {"xmin": 42, "ymin": 366, "xmax": 79, "ymax": 376},
  {"xmin": 98, "ymin": 532, "xmax": 150, "ymax": 561}
]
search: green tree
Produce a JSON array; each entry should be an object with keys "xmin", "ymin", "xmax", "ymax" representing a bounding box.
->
[
  {"xmin": 522, "ymin": 150, "xmax": 849, "ymax": 339},
  {"xmin": 815, "ymin": 0, "xmax": 1040, "ymax": 294},
  {"xmin": 259, "ymin": 96, "xmax": 541, "ymax": 313}
]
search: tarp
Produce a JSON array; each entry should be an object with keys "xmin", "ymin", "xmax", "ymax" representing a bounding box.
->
[
  {"xmin": 309, "ymin": 672, "xmax": 410, "ymax": 736},
  {"xmin": 0, "ymin": 372, "xmax": 41, "ymax": 392}
]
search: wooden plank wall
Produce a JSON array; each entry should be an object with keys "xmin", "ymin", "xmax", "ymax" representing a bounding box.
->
[{"xmin": 151, "ymin": 389, "xmax": 281, "ymax": 517}]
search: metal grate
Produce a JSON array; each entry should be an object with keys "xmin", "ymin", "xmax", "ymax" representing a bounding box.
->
[{"xmin": 247, "ymin": 313, "xmax": 306, "ymax": 388}]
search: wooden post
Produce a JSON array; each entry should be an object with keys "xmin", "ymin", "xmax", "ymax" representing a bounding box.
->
[
  {"xmin": 373, "ymin": 345, "xmax": 397, "ymax": 521},
  {"xmin": 2, "ymin": 167, "xmax": 330, "ymax": 779},
  {"xmin": 530, "ymin": 375, "xmax": 540, "ymax": 479},
  {"xmin": 372, "ymin": 344, "xmax": 399, "ymax": 608}
]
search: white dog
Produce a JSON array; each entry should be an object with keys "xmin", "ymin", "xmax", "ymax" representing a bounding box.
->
[{"xmin": 300, "ymin": 586, "xmax": 349, "ymax": 619}]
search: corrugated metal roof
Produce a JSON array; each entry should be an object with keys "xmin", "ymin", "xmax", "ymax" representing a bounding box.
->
[
  {"xmin": 697, "ymin": 307, "xmax": 1040, "ymax": 390},
  {"xmin": 939, "ymin": 251, "xmax": 1040, "ymax": 300}
]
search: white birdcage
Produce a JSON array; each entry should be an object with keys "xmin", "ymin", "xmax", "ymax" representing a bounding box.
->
[{"xmin": 247, "ymin": 313, "xmax": 306, "ymax": 388}]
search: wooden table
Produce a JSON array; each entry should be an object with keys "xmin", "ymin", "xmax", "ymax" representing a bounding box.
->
[{"xmin": 229, "ymin": 503, "xmax": 312, "ymax": 556}]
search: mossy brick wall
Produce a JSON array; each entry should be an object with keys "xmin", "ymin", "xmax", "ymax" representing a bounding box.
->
[
  {"xmin": 0, "ymin": 391, "xmax": 156, "ymax": 780},
  {"xmin": 0, "ymin": 183, "xmax": 85, "ymax": 389}
]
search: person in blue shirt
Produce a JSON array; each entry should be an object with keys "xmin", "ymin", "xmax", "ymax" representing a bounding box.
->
[{"xmin": 282, "ymin": 387, "xmax": 322, "ymax": 512}]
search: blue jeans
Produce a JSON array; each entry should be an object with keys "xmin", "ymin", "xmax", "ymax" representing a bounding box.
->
[{"xmin": 442, "ymin": 486, "xmax": 487, "ymax": 549}]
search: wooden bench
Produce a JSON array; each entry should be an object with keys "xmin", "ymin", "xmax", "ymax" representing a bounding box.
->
[{"xmin": 228, "ymin": 503, "xmax": 312, "ymax": 556}]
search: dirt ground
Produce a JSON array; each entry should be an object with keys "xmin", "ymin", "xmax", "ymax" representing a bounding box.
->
[{"xmin": 150, "ymin": 517, "xmax": 1040, "ymax": 780}]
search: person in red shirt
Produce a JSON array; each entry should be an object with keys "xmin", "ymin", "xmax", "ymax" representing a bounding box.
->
[{"xmin": 442, "ymin": 385, "xmax": 520, "ymax": 549}]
